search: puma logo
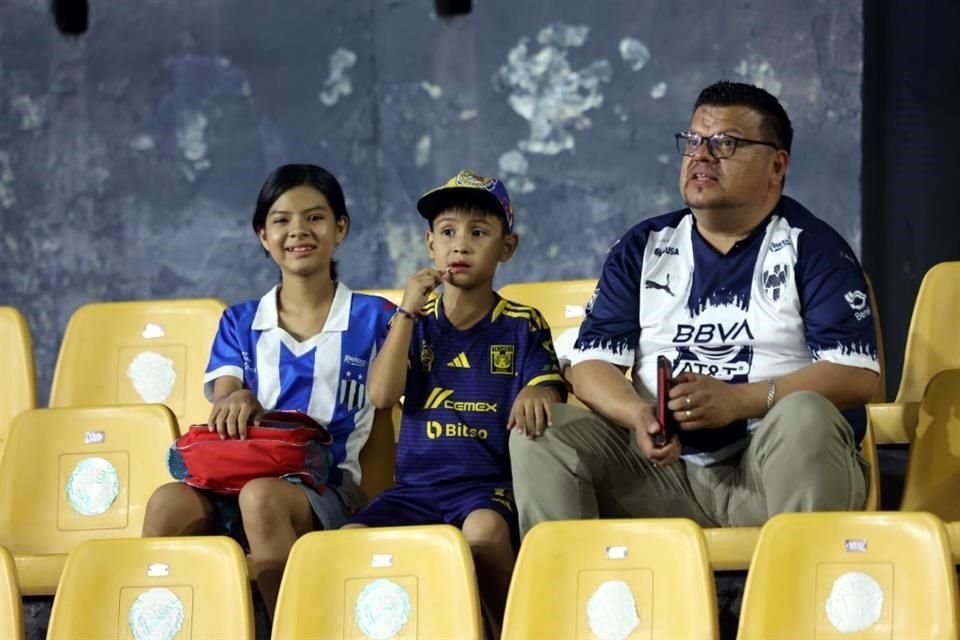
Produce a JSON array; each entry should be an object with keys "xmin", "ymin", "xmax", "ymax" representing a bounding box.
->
[{"xmin": 644, "ymin": 274, "xmax": 675, "ymax": 297}]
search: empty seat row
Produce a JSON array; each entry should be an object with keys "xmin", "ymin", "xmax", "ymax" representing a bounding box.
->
[
  {"xmin": 507, "ymin": 513, "xmax": 960, "ymax": 639},
  {"xmin": 1, "ymin": 512, "xmax": 957, "ymax": 639}
]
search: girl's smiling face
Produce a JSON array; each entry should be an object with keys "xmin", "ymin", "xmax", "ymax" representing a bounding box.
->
[{"xmin": 258, "ymin": 185, "xmax": 348, "ymax": 280}]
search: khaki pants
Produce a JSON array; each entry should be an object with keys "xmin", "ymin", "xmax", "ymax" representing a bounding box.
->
[{"xmin": 509, "ymin": 391, "xmax": 869, "ymax": 538}]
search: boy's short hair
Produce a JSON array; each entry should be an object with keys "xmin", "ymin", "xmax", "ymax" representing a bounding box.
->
[{"xmin": 416, "ymin": 170, "xmax": 514, "ymax": 234}]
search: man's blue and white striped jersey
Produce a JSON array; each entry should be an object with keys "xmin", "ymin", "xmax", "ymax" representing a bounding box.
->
[
  {"xmin": 204, "ymin": 283, "xmax": 394, "ymax": 487},
  {"xmin": 573, "ymin": 196, "xmax": 879, "ymax": 465}
]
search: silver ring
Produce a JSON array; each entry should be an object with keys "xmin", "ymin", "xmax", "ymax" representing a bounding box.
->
[
  {"xmin": 685, "ymin": 410, "xmax": 691, "ymax": 420},
  {"xmin": 685, "ymin": 396, "xmax": 692, "ymax": 408}
]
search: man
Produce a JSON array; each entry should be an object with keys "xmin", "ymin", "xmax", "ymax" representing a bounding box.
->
[{"xmin": 510, "ymin": 81, "xmax": 879, "ymax": 535}]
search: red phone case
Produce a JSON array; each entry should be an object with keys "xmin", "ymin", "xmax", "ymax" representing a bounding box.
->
[{"xmin": 655, "ymin": 355, "xmax": 674, "ymax": 446}]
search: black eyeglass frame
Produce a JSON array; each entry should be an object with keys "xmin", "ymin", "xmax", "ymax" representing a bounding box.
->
[{"xmin": 674, "ymin": 131, "xmax": 781, "ymax": 159}]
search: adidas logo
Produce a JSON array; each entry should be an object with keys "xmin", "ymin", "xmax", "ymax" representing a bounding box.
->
[{"xmin": 446, "ymin": 352, "xmax": 471, "ymax": 368}]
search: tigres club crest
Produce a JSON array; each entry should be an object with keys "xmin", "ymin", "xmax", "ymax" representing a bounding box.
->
[
  {"xmin": 420, "ymin": 340, "xmax": 435, "ymax": 372},
  {"xmin": 490, "ymin": 344, "xmax": 515, "ymax": 375},
  {"xmin": 455, "ymin": 170, "xmax": 495, "ymax": 189}
]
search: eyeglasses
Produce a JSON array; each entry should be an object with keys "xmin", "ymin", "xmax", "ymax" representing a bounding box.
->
[{"xmin": 674, "ymin": 131, "xmax": 780, "ymax": 159}]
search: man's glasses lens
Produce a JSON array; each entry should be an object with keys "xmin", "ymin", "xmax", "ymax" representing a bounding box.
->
[{"xmin": 675, "ymin": 132, "xmax": 737, "ymax": 159}]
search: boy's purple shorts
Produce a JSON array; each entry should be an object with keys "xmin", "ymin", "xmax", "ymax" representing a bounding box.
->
[{"xmin": 350, "ymin": 479, "xmax": 519, "ymax": 547}]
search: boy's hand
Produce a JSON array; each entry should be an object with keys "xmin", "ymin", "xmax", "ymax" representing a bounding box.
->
[
  {"xmin": 508, "ymin": 386, "xmax": 561, "ymax": 438},
  {"xmin": 208, "ymin": 389, "xmax": 264, "ymax": 440},
  {"xmin": 399, "ymin": 267, "xmax": 449, "ymax": 316}
]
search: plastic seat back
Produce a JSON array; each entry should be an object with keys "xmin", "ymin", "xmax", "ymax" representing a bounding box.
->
[
  {"xmin": 499, "ymin": 279, "xmax": 597, "ymax": 344},
  {"xmin": 48, "ymin": 536, "xmax": 253, "ymax": 640},
  {"xmin": 900, "ymin": 369, "xmax": 960, "ymax": 519},
  {"xmin": 358, "ymin": 406, "xmax": 398, "ymax": 500},
  {"xmin": 49, "ymin": 299, "xmax": 225, "ymax": 433},
  {"xmin": 273, "ymin": 525, "xmax": 482, "ymax": 639},
  {"xmin": 896, "ymin": 262, "xmax": 960, "ymax": 404},
  {"xmin": 503, "ymin": 519, "xmax": 718, "ymax": 639},
  {"xmin": 0, "ymin": 405, "xmax": 178, "ymax": 595},
  {"xmin": 872, "ymin": 262, "xmax": 960, "ymax": 443},
  {"xmin": 738, "ymin": 512, "xmax": 959, "ymax": 639},
  {"xmin": 356, "ymin": 288, "xmax": 404, "ymax": 306},
  {"xmin": 0, "ymin": 307, "xmax": 35, "ymax": 447},
  {"xmin": 0, "ymin": 545, "xmax": 22, "ymax": 640}
]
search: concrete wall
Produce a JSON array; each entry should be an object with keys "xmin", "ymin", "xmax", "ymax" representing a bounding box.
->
[{"xmin": 0, "ymin": 0, "xmax": 862, "ymax": 400}]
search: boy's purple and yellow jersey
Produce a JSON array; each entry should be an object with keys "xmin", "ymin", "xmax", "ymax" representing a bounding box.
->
[{"xmin": 396, "ymin": 294, "xmax": 566, "ymax": 486}]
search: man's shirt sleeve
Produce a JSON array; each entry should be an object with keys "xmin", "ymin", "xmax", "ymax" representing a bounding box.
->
[
  {"xmin": 797, "ymin": 229, "xmax": 880, "ymax": 372},
  {"xmin": 572, "ymin": 229, "xmax": 646, "ymax": 368}
]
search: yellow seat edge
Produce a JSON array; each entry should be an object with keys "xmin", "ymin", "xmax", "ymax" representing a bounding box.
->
[
  {"xmin": 702, "ymin": 527, "xmax": 760, "ymax": 571},
  {"xmin": 867, "ymin": 401, "xmax": 920, "ymax": 445},
  {"xmin": 14, "ymin": 554, "xmax": 66, "ymax": 596}
]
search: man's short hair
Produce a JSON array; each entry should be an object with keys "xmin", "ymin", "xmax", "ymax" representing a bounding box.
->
[{"xmin": 694, "ymin": 81, "xmax": 793, "ymax": 154}]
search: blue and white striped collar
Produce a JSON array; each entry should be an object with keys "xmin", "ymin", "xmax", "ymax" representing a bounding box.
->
[{"xmin": 251, "ymin": 282, "xmax": 353, "ymax": 333}]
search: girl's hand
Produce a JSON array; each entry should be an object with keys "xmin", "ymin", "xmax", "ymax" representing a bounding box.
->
[{"xmin": 208, "ymin": 389, "xmax": 264, "ymax": 440}]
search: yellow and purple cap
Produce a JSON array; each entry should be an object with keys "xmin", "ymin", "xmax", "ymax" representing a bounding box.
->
[{"xmin": 416, "ymin": 170, "xmax": 514, "ymax": 233}]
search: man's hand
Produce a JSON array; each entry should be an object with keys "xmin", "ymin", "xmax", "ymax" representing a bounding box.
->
[
  {"xmin": 632, "ymin": 404, "xmax": 681, "ymax": 466},
  {"xmin": 508, "ymin": 386, "xmax": 561, "ymax": 438},
  {"xmin": 208, "ymin": 389, "xmax": 264, "ymax": 440},
  {"xmin": 668, "ymin": 372, "xmax": 744, "ymax": 430}
]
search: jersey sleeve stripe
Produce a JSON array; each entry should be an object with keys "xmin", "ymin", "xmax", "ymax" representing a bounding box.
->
[{"xmin": 527, "ymin": 373, "xmax": 564, "ymax": 387}]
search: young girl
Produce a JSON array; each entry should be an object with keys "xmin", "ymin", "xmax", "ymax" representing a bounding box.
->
[{"xmin": 142, "ymin": 164, "xmax": 394, "ymax": 618}]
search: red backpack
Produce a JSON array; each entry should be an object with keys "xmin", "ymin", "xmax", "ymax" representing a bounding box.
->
[{"xmin": 167, "ymin": 411, "xmax": 334, "ymax": 494}]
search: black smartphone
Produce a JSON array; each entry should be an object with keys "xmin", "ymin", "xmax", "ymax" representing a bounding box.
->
[{"xmin": 654, "ymin": 355, "xmax": 676, "ymax": 447}]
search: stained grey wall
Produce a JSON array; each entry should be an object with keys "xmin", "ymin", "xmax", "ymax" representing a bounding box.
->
[{"xmin": 0, "ymin": 0, "xmax": 862, "ymax": 401}]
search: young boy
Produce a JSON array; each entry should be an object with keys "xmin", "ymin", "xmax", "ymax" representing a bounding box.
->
[{"xmin": 349, "ymin": 170, "xmax": 566, "ymax": 634}]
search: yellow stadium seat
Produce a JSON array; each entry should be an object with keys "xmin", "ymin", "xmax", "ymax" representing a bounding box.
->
[
  {"xmin": 358, "ymin": 406, "xmax": 398, "ymax": 500},
  {"xmin": 273, "ymin": 525, "xmax": 482, "ymax": 640},
  {"xmin": 49, "ymin": 298, "xmax": 226, "ymax": 433},
  {"xmin": 0, "ymin": 306, "xmax": 35, "ymax": 453},
  {"xmin": 0, "ymin": 545, "xmax": 23, "ymax": 640},
  {"xmin": 0, "ymin": 405, "xmax": 178, "ymax": 595},
  {"xmin": 947, "ymin": 521, "xmax": 960, "ymax": 564},
  {"xmin": 870, "ymin": 262, "xmax": 960, "ymax": 444},
  {"xmin": 498, "ymin": 279, "xmax": 597, "ymax": 342},
  {"xmin": 357, "ymin": 288, "xmax": 404, "ymax": 306},
  {"xmin": 503, "ymin": 519, "xmax": 718, "ymax": 640},
  {"xmin": 737, "ymin": 512, "xmax": 959, "ymax": 639},
  {"xmin": 48, "ymin": 536, "xmax": 253, "ymax": 640},
  {"xmin": 900, "ymin": 369, "xmax": 960, "ymax": 519}
]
